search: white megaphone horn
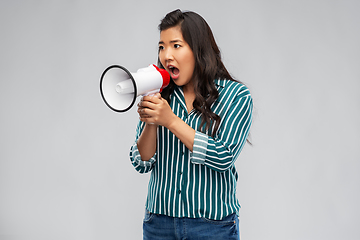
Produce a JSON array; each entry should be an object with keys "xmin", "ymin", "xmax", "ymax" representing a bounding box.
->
[{"xmin": 100, "ymin": 64, "xmax": 170, "ymax": 112}]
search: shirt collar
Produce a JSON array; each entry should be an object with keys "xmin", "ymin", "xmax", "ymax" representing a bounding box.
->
[{"xmin": 214, "ymin": 79, "xmax": 227, "ymax": 89}]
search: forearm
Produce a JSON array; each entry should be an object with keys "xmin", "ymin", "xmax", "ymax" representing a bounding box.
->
[
  {"xmin": 166, "ymin": 115, "xmax": 195, "ymax": 152},
  {"xmin": 191, "ymin": 94, "xmax": 253, "ymax": 172},
  {"xmin": 137, "ymin": 123, "xmax": 158, "ymax": 161}
]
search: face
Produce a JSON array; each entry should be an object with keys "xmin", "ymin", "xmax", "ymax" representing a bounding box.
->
[{"xmin": 158, "ymin": 26, "xmax": 195, "ymax": 88}]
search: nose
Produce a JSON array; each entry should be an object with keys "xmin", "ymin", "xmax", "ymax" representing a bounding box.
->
[{"xmin": 163, "ymin": 48, "xmax": 174, "ymax": 62}]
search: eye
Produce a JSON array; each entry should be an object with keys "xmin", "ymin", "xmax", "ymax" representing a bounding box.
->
[
  {"xmin": 174, "ymin": 44, "xmax": 181, "ymax": 49},
  {"xmin": 158, "ymin": 45, "xmax": 164, "ymax": 51}
]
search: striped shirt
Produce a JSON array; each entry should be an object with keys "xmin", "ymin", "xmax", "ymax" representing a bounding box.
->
[{"xmin": 130, "ymin": 79, "xmax": 253, "ymax": 220}]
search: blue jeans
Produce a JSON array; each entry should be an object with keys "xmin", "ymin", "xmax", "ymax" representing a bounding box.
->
[{"xmin": 143, "ymin": 210, "xmax": 240, "ymax": 240}]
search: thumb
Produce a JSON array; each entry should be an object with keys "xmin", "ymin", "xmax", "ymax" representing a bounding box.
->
[{"xmin": 154, "ymin": 92, "xmax": 161, "ymax": 99}]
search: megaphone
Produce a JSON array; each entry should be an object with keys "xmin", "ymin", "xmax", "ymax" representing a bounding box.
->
[{"xmin": 100, "ymin": 64, "xmax": 170, "ymax": 112}]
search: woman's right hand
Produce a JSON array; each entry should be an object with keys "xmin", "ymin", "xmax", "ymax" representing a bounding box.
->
[{"xmin": 137, "ymin": 93, "xmax": 176, "ymax": 128}]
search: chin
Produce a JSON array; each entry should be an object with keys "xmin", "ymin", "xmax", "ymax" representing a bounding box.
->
[{"xmin": 172, "ymin": 79, "xmax": 182, "ymax": 86}]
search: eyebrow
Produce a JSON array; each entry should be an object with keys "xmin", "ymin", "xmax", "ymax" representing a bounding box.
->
[{"xmin": 158, "ymin": 39, "xmax": 183, "ymax": 45}]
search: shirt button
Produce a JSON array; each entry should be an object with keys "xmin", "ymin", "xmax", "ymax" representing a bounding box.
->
[{"xmin": 178, "ymin": 190, "xmax": 181, "ymax": 194}]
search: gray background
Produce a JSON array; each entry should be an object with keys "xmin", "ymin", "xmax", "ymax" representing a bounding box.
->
[{"xmin": 1, "ymin": 0, "xmax": 359, "ymax": 239}]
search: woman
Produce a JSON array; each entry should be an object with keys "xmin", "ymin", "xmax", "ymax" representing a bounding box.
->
[{"xmin": 130, "ymin": 9, "xmax": 253, "ymax": 239}]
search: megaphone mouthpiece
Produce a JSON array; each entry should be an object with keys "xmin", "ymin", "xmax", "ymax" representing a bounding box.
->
[{"xmin": 153, "ymin": 65, "xmax": 170, "ymax": 92}]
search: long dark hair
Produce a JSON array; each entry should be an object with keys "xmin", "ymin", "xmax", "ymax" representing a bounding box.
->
[{"xmin": 158, "ymin": 9, "xmax": 239, "ymax": 137}]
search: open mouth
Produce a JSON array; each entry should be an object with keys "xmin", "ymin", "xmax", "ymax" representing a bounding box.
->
[{"xmin": 168, "ymin": 66, "xmax": 180, "ymax": 79}]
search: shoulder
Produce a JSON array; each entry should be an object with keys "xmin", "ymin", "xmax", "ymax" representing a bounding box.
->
[
  {"xmin": 211, "ymin": 79, "xmax": 253, "ymax": 118},
  {"xmin": 214, "ymin": 79, "xmax": 251, "ymax": 99}
]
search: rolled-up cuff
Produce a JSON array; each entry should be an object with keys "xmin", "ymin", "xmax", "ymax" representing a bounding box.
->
[
  {"xmin": 190, "ymin": 131, "xmax": 208, "ymax": 165},
  {"xmin": 131, "ymin": 143, "xmax": 156, "ymax": 172}
]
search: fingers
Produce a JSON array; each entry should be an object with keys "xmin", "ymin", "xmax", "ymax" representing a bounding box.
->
[
  {"xmin": 138, "ymin": 100, "xmax": 156, "ymax": 110},
  {"xmin": 137, "ymin": 93, "xmax": 167, "ymax": 124},
  {"xmin": 138, "ymin": 93, "xmax": 163, "ymax": 110},
  {"xmin": 137, "ymin": 101, "xmax": 156, "ymax": 120},
  {"xmin": 138, "ymin": 107, "xmax": 157, "ymax": 124}
]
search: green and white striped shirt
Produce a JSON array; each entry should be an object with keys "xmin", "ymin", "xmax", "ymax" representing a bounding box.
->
[{"xmin": 130, "ymin": 79, "xmax": 253, "ymax": 220}]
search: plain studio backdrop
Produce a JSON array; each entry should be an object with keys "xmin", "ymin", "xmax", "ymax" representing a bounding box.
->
[{"xmin": 0, "ymin": 0, "xmax": 359, "ymax": 239}]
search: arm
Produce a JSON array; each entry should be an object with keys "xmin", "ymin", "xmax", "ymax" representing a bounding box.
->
[
  {"xmin": 131, "ymin": 93, "xmax": 195, "ymax": 173},
  {"xmin": 165, "ymin": 114, "xmax": 195, "ymax": 152},
  {"xmin": 129, "ymin": 120, "xmax": 157, "ymax": 174},
  {"xmin": 136, "ymin": 123, "xmax": 158, "ymax": 161},
  {"xmin": 138, "ymin": 93, "xmax": 196, "ymax": 152},
  {"xmin": 191, "ymin": 91, "xmax": 253, "ymax": 172}
]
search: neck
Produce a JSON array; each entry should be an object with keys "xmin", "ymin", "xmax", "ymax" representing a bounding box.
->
[
  {"xmin": 182, "ymin": 80, "xmax": 194, "ymax": 95},
  {"xmin": 182, "ymin": 81, "xmax": 195, "ymax": 113}
]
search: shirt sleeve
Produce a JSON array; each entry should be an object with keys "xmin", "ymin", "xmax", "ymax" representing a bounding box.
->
[
  {"xmin": 190, "ymin": 88, "xmax": 253, "ymax": 172},
  {"xmin": 129, "ymin": 121, "xmax": 157, "ymax": 174}
]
